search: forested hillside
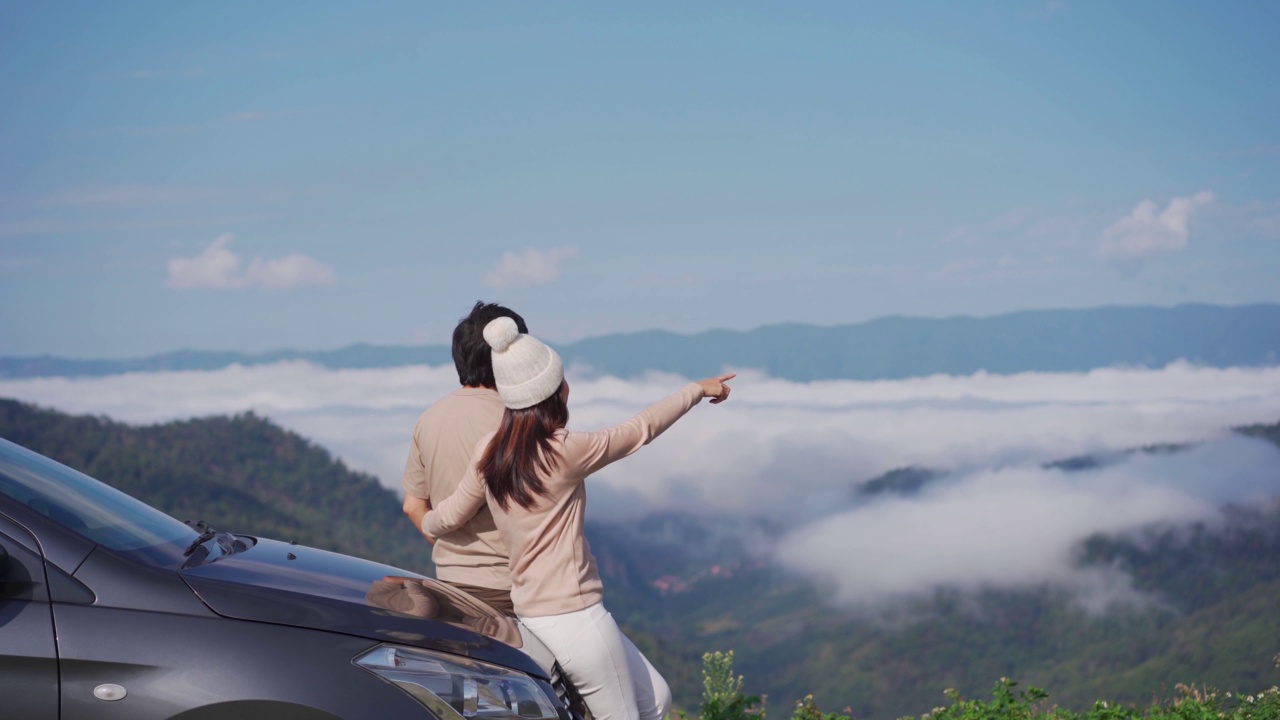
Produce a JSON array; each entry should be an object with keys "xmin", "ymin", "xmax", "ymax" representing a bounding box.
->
[
  {"xmin": 0, "ymin": 398, "xmax": 433, "ymax": 574},
  {"xmin": 2, "ymin": 398, "xmax": 1277, "ymax": 719}
]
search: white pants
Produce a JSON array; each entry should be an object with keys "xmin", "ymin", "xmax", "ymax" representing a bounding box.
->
[
  {"xmin": 520, "ymin": 603, "xmax": 671, "ymax": 720},
  {"xmin": 516, "ymin": 621, "xmax": 557, "ymax": 675}
]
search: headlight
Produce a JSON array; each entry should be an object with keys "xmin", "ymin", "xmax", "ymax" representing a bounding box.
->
[{"xmin": 355, "ymin": 644, "xmax": 560, "ymax": 720}]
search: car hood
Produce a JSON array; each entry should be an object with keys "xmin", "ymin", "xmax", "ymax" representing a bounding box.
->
[{"xmin": 180, "ymin": 537, "xmax": 543, "ymax": 678}]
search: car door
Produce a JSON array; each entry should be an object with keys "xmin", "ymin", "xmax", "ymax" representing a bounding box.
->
[{"xmin": 0, "ymin": 517, "xmax": 60, "ymax": 719}]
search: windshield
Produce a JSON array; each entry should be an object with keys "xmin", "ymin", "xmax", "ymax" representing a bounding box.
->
[{"xmin": 0, "ymin": 437, "xmax": 200, "ymax": 566}]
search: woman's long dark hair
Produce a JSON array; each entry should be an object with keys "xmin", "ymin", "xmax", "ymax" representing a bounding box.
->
[{"xmin": 479, "ymin": 385, "xmax": 569, "ymax": 510}]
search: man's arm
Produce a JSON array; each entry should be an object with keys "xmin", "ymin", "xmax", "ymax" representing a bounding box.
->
[
  {"xmin": 403, "ymin": 494, "xmax": 434, "ymax": 544},
  {"xmin": 402, "ymin": 429, "xmax": 436, "ymax": 544}
]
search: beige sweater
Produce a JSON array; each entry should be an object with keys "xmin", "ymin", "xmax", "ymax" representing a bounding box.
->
[
  {"xmin": 402, "ymin": 387, "xmax": 511, "ymax": 591},
  {"xmin": 424, "ymin": 383, "xmax": 704, "ymax": 617}
]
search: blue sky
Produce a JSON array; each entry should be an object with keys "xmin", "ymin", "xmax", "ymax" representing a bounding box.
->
[{"xmin": 2, "ymin": 1, "xmax": 1278, "ymax": 357}]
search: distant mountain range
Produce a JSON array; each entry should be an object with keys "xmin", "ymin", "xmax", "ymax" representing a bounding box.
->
[{"xmin": 3, "ymin": 303, "xmax": 1280, "ymax": 381}]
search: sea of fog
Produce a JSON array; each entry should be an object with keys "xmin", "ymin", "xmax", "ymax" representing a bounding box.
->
[{"xmin": 4, "ymin": 361, "xmax": 1280, "ymax": 607}]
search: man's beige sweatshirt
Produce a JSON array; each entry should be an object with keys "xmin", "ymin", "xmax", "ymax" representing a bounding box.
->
[
  {"xmin": 424, "ymin": 383, "xmax": 704, "ymax": 617},
  {"xmin": 403, "ymin": 387, "xmax": 511, "ymax": 591}
]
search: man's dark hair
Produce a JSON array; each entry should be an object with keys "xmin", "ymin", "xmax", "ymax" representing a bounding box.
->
[{"xmin": 452, "ymin": 301, "xmax": 528, "ymax": 388}]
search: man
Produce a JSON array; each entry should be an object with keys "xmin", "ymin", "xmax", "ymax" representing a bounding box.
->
[{"xmin": 402, "ymin": 301, "xmax": 527, "ymax": 616}]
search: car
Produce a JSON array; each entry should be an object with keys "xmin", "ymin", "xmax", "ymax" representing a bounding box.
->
[{"xmin": 0, "ymin": 435, "xmax": 579, "ymax": 720}]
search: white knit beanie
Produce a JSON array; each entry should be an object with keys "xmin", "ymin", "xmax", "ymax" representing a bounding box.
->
[{"xmin": 483, "ymin": 316, "xmax": 564, "ymax": 410}]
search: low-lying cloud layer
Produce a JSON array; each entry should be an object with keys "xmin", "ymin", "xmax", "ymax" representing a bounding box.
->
[
  {"xmin": 3, "ymin": 361, "xmax": 1279, "ymax": 607},
  {"xmin": 776, "ymin": 435, "xmax": 1280, "ymax": 608}
]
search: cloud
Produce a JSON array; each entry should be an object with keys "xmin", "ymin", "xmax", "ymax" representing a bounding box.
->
[
  {"xmin": 3, "ymin": 361, "xmax": 1279, "ymax": 608},
  {"xmin": 5, "ymin": 362, "xmax": 1280, "ymax": 505},
  {"xmin": 775, "ymin": 435, "xmax": 1279, "ymax": 607},
  {"xmin": 483, "ymin": 246, "xmax": 578, "ymax": 289},
  {"xmin": 166, "ymin": 234, "xmax": 335, "ymax": 290},
  {"xmin": 167, "ymin": 234, "xmax": 243, "ymax": 289},
  {"xmin": 245, "ymin": 254, "xmax": 337, "ymax": 289},
  {"xmin": 1099, "ymin": 191, "xmax": 1215, "ymax": 267}
]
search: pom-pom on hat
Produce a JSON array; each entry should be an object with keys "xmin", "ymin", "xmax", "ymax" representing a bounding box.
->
[{"xmin": 483, "ymin": 317, "xmax": 564, "ymax": 409}]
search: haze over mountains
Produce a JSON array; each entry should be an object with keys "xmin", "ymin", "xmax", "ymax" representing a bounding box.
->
[{"xmin": 4, "ymin": 303, "xmax": 1279, "ymax": 381}]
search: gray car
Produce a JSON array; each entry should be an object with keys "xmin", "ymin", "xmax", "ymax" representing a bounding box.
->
[{"xmin": 0, "ymin": 436, "xmax": 579, "ymax": 720}]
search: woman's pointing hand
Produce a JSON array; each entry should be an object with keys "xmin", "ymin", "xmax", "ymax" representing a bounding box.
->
[{"xmin": 696, "ymin": 372, "xmax": 736, "ymax": 404}]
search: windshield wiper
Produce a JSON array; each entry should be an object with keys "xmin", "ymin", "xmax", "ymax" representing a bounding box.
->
[
  {"xmin": 183, "ymin": 525, "xmax": 218, "ymax": 557},
  {"xmin": 182, "ymin": 520, "xmax": 252, "ymax": 566}
]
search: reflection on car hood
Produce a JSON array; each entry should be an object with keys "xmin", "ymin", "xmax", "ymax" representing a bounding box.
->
[
  {"xmin": 180, "ymin": 537, "xmax": 542, "ymax": 678},
  {"xmin": 364, "ymin": 576, "xmax": 525, "ymax": 648}
]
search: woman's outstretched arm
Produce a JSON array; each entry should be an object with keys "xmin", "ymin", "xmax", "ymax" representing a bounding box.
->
[{"xmin": 571, "ymin": 373, "xmax": 734, "ymax": 477}]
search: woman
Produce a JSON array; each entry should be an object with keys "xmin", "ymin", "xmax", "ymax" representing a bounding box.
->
[{"xmin": 423, "ymin": 316, "xmax": 733, "ymax": 720}]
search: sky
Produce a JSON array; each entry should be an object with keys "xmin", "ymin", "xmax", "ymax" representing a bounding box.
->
[
  {"xmin": 4, "ymin": 361, "xmax": 1279, "ymax": 607},
  {"xmin": 2, "ymin": 1, "xmax": 1280, "ymax": 357}
]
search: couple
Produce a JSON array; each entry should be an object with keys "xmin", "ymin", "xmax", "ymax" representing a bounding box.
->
[{"xmin": 401, "ymin": 302, "xmax": 733, "ymax": 720}]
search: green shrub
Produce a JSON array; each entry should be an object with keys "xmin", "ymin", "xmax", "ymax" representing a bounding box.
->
[
  {"xmin": 699, "ymin": 651, "xmax": 762, "ymax": 720},
  {"xmin": 695, "ymin": 650, "xmax": 850, "ymax": 720},
  {"xmin": 898, "ymin": 678, "xmax": 1280, "ymax": 720},
  {"xmin": 691, "ymin": 649, "xmax": 1280, "ymax": 720},
  {"xmin": 790, "ymin": 694, "xmax": 851, "ymax": 720}
]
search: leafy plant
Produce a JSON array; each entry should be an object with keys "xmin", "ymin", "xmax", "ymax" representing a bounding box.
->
[
  {"xmin": 790, "ymin": 694, "xmax": 851, "ymax": 720},
  {"xmin": 696, "ymin": 648, "xmax": 1280, "ymax": 720},
  {"xmin": 898, "ymin": 677, "xmax": 1280, "ymax": 720},
  {"xmin": 700, "ymin": 651, "xmax": 763, "ymax": 720},
  {"xmin": 696, "ymin": 650, "xmax": 852, "ymax": 720}
]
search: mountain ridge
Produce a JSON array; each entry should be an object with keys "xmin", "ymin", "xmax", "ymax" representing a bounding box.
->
[{"xmin": 4, "ymin": 303, "xmax": 1280, "ymax": 381}]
